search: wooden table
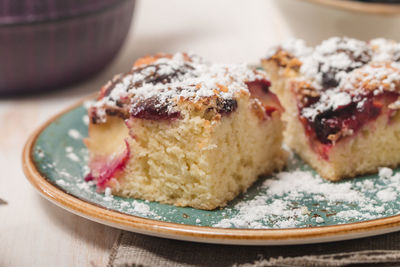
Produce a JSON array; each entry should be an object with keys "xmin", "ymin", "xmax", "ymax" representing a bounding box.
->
[{"xmin": 0, "ymin": 1, "xmax": 290, "ymax": 266}]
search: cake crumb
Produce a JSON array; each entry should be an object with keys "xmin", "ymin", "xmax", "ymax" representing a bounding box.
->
[{"xmin": 316, "ymin": 217, "xmax": 324, "ymax": 224}]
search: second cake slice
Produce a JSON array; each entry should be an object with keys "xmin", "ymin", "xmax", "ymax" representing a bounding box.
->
[{"xmin": 263, "ymin": 37, "xmax": 400, "ymax": 181}]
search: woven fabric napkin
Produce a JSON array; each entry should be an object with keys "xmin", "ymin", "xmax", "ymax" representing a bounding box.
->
[{"xmin": 107, "ymin": 230, "xmax": 400, "ymax": 267}]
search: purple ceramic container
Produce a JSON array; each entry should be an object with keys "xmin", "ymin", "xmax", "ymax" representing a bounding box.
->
[{"xmin": 0, "ymin": 0, "xmax": 135, "ymax": 95}]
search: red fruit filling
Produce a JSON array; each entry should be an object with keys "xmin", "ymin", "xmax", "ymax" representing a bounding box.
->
[
  {"xmin": 246, "ymin": 79, "xmax": 283, "ymax": 116},
  {"xmin": 300, "ymin": 91, "xmax": 399, "ymax": 159},
  {"xmin": 85, "ymin": 140, "xmax": 130, "ymax": 191}
]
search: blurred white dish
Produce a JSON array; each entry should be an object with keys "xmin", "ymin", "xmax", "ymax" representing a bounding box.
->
[{"xmin": 276, "ymin": 0, "xmax": 400, "ymax": 44}]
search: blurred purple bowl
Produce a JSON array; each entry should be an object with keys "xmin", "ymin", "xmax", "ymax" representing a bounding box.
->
[{"xmin": 0, "ymin": 0, "xmax": 135, "ymax": 95}]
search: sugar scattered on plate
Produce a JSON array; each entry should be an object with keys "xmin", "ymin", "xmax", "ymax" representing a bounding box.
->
[
  {"xmin": 66, "ymin": 152, "xmax": 80, "ymax": 162},
  {"xmin": 103, "ymin": 187, "xmax": 113, "ymax": 202},
  {"xmin": 379, "ymin": 167, "xmax": 393, "ymax": 179},
  {"xmin": 120, "ymin": 201, "xmax": 130, "ymax": 208},
  {"xmin": 130, "ymin": 201, "xmax": 151, "ymax": 215},
  {"xmin": 56, "ymin": 179, "xmax": 67, "ymax": 186},
  {"xmin": 82, "ymin": 115, "xmax": 89, "ymax": 126},
  {"xmin": 213, "ymin": 166, "xmax": 400, "ymax": 229},
  {"xmin": 68, "ymin": 129, "xmax": 82, "ymax": 139},
  {"xmin": 36, "ymin": 148, "xmax": 45, "ymax": 158},
  {"xmin": 377, "ymin": 188, "xmax": 397, "ymax": 202}
]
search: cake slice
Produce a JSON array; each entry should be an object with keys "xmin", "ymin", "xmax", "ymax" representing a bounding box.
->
[
  {"xmin": 262, "ymin": 37, "xmax": 400, "ymax": 181},
  {"xmin": 85, "ymin": 52, "xmax": 287, "ymax": 210}
]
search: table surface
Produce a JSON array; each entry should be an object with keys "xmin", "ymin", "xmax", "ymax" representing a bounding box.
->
[{"xmin": 0, "ymin": 1, "xmax": 292, "ymax": 266}]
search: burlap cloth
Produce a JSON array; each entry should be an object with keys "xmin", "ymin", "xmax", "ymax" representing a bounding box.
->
[{"xmin": 107, "ymin": 230, "xmax": 400, "ymax": 267}]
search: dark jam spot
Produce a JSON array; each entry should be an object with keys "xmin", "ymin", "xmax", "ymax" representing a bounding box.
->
[
  {"xmin": 131, "ymin": 97, "xmax": 180, "ymax": 120},
  {"xmin": 302, "ymin": 94, "xmax": 320, "ymax": 108},
  {"xmin": 103, "ymin": 63, "xmax": 196, "ymax": 97},
  {"xmin": 321, "ymin": 68, "xmax": 340, "ymax": 88},
  {"xmin": 89, "ymin": 107, "xmax": 102, "ymax": 124},
  {"xmin": 216, "ymin": 98, "xmax": 238, "ymax": 114},
  {"xmin": 105, "ymin": 109, "xmax": 129, "ymax": 120},
  {"xmin": 141, "ymin": 63, "xmax": 194, "ymax": 85},
  {"xmin": 307, "ymin": 93, "xmax": 398, "ymax": 144},
  {"xmin": 394, "ymin": 50, "xmax": 400, "ymax": 62},
  {"xmin": 312, "ymin": 103, "xmax": 358, "ymax": 144}
]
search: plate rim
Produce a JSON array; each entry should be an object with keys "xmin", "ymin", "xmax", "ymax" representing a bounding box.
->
[
  {"xmin": 299, "ymin": 0, "xmax": 400, "ymax": 15},
  {"xmin": 22, "ymin": 95, "xmax": 400, "ymax": 245}
]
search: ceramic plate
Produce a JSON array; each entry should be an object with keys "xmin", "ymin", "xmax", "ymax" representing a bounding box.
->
[{"xmin": 23, "ymin": 97, "xmax": 400, "ymax": 245}]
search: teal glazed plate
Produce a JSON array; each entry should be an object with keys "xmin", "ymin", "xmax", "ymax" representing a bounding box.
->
[{"xmin": 23, "ymin": 95, "xmax": 400, "ymax": 245}]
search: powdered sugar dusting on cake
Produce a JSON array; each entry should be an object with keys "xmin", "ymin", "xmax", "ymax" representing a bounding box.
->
[
  {"xmin": 91, "ymin": 53, "xmax": 266, "ymax": 123},
  {"xmin": 370, "ymin": 38, "xmax": 400, "ymax": 62},
  {"xmin": 299, "ymin": 37, "xmax": 372, "ymax": 88},
  {"xmin": 302, "ymin": 89, "xmax": 352, "ymax": 120},
  {"xmin": 340, "ymin": 63, "xmax": 400, "ymax": 95},
  {"xmin": 265, "ymin": 39, "xmax": 311, "ymax": 59},
  {"xmin": 269, "ymin": 37, "xmax": 400, "ymax": 126},
  {"xmin": 269, "ymin": 37, "xmax": 400, "ymax": 90}
]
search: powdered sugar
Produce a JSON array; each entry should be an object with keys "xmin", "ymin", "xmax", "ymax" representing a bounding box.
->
[
  {"xmin": 103, "ymin": 187, "xmax": 113, "ymax": 201},
  {"xmin": 68, "ymin": 129, "xmax": 82, "ymax": 139},
  {"xmin": 66, "ymin": 152, "xmax": 79, "ymax": 162},
  {"xmin": 213, "ymin": 161, "xmax": 400, "ymax": 229},
  {"xmin": 377, "ymin": 188, "xmax": 397, "ymax": 202},
  {"xmin": 379, "ymin": 167, "xmax": 393, "ymax": 179},
  {"xmin": 82, "ymin": 115, "xmax": 89, "ymax": 125},
  {"xmin": 370, "ymin": 38, "xmax": 400, "ymax": 62},
  {"xmin": 56, "ymin": 179, "xmax": 67, "ymax": 186},
  {"xmin": 270, "ymin": 37, "xmax": 371, "ymax": 89},
  {"xmin": 341, "ymin": 63, "xmax": 400, "ymax": 94},
  {"xmin": 302, "ymin": 89, "xmax": 352, "ymax": 120},
  {"xmin": 266, "ymin": 39, "xmax": 311, "ymax": 59}
]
